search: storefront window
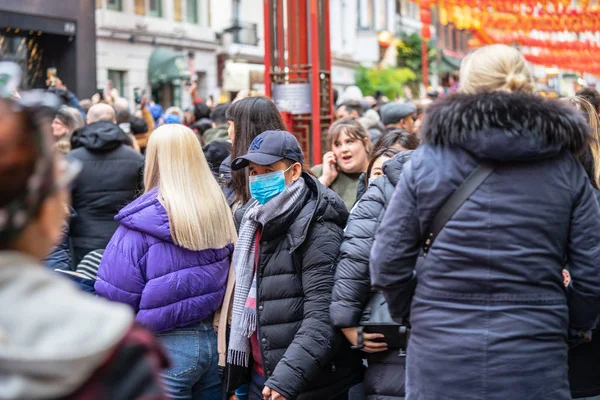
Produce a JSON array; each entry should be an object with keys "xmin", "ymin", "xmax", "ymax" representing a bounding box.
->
[
  {"xmin": 108, "ymin": 70, "xmax": 126, "ymax": 98},
  {"xmin": 107, "ymin": 0, "xmax": 122, "ymax": 11},
  {"xmin": 149, "ymin": 0, "xmax": 162, "ymax": 17},
  {"xmin": 186, "ymin": 0, "xmax": 198, "ymax": 23}
]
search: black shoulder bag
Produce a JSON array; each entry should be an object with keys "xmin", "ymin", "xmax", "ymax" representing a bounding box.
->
[{"xmin": 355, "ymin": 162, "xmax": 495, "ymax": 351}]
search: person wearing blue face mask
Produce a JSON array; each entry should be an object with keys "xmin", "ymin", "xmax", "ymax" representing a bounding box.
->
[{"xmin": 221, "ymin": 130, "xmax": 364, "ymax": 400}]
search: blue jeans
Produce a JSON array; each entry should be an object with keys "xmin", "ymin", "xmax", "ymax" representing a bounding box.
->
[{"xmin": 157, "ymin": 319, "xmax": 221, "ymax": 400}]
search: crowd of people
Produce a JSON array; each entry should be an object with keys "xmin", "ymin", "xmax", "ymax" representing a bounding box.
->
[{"xmin": 2, "ymin": 43, "xmax": 600, "ymax": 400}]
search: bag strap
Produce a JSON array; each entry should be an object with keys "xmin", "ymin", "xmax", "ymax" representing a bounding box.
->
[{"xmin": 422, "ymin": 162, "xmax": 495, "ymax": 256}]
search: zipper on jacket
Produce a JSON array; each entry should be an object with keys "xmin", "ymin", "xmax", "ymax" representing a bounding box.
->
[{"xmin": 331, "ymin": 362, "xmax": 336, "ymax": 372}]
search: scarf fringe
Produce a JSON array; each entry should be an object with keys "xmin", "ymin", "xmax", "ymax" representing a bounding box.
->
[
  {"xmin": 227, "ymin": 349, "xmax": 250, "ymax": 367},
  {"xmin": 241, "ymin": 311, "xmax": 257, "ymax": 338}
]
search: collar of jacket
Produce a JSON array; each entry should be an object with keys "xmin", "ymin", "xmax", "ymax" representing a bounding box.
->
[
  {"xmin": 382, "ymin": 150, "xmax": 414, "ymax": 187},
  {"xmin": 261, "ymin": 172, "xmax": 349, "ymax": 252},
  {"xmin": 420, "ymin": 91, "xmax": 590, "ymax": 162}
]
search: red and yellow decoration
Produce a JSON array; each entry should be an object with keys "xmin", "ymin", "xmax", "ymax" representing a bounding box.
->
[{"xmin": 411, "ymin": 0, "xmax": 600, "ymax": 76}]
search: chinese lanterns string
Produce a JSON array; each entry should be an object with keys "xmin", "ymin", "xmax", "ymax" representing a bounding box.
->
[{"xmin": 413, "ymin": 0, "xmax": 600, "ymax": 75}]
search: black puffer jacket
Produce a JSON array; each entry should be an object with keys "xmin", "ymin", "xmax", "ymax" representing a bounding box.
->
[
  {"xmin": 331, "ymin": 151, "xmax": 413, "ymax": 399},
  {"xmin": 67, "ymin": 121, "xmax": 144, "ymax": 265},
  {"xmin": 227, "ymin": 173, "xmax": 363, "ymax": 400}
]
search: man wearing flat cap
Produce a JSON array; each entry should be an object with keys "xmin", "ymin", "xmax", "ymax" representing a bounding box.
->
[{"xmin": 381, "ymin": 102, "xmax": 417, "ymax": 133}]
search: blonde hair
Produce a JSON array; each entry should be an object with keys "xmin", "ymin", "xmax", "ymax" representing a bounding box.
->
[
  {"xmin": 459, "ymin": 45, "xmax": 535, "ymax": 95},
  {"xmin": 563, "ymin": 96, "xmax": 600, "ymax": 188},
  {"xmin": 144, "ymin": 124, "xmax": 237, "ymax": 250}
]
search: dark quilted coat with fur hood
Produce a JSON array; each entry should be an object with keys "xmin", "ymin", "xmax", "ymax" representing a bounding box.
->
[{"xmin": 371, "ymin": 92, "xmax": 600, "ymax": 400}]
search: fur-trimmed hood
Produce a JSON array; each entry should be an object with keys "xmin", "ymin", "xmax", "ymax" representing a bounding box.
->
[{"xmin": 420, "ymin": 91, "xmax": 590, "ymax": 161}]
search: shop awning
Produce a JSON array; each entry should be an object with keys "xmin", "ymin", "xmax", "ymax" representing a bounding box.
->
[{"xmin": 148, "ymin": 47, "xmax": 190, "ymax": 84}]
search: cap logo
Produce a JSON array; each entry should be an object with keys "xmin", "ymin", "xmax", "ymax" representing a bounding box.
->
[{"xmin": 250, "ymin": 137, "xmax": 263, "ymax": 150}]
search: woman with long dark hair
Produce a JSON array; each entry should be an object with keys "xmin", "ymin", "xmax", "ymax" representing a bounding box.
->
[{"xmin": 222, "ymin": 97, "xmax": 286, "ymax": 207}]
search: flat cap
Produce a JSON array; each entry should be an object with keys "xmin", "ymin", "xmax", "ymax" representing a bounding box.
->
[{"xmin": 381, "ymin": 102, "xmax": 417, "ymax": 126}]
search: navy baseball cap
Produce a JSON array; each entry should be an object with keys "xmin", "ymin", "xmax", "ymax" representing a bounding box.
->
[{"xmin": 231, "ymin": 130, "xmax": 304, "ymax": 170}]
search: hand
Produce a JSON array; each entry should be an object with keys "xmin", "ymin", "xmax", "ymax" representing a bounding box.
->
[
  {"xmin": 187, "ymin": 80, "xmax": 198, "ymax": 95},
  {"xmin": 91, "ymin": 93, "xmax": 101, "ymax": 104},
  {"xmin": 562, "ymin": 269, "xmax": 571, "ymax": 287},
  {"xmin": 188, "ymin": 81, "xmax": 199, "ymax": 101},
  {"xmin": 103, "ymin": 90, "xmax": 113, "ymax": 104},
  {"xmin": 319, "ymin": 151, "xmax": 338, "ymax": 187},
  {"xmin": 263, "ymin": 386, "xmax": 287, "ymax": 400},
  {"xmin": 140, "ymin": 94, "xmax": 147, "ymax": 109},
  {"xmin": 342, "ymin": 327, "xmax": 388, "ymax": 353},
  {"xmin": 228, "ymin": 395, "xmax": 238, "ymax": 400}
]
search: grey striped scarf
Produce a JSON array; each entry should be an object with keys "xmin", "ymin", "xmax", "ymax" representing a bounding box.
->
[{"xmin": 228, "ymin": 178, "xmax": 306, "ymax": 367}]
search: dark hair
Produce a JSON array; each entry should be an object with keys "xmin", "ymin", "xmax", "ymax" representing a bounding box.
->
[
  {"xmin": 576, "ymin": 87, "xmax": 600, "ymax": 112},
  {"xmin": 327, "ymin": 117, "xmax": 372, "ymax": 153},
  {"xmin": 210, "ymin": 103, "xmax": 230, "ymax": 125},
  {"xmin": 129, "ymin": 116, "xmax": 148, "ymax": 135},
  {"xmin": 194, "ymin": 102, "xmax": 212, "ymax": 121},
  {"xmin": 372, "ymin": 128, "xmax": 420, "ymax": 155},
  {"xmin": 191, "ymin": 118, "xmax": 214, "ymax": 136},
  {"xmin": 337, "ymin": 101, "xmax": 364, "ymax": 117},
  {"xmin": 115, "ymin": 109, "xmax": 131, "ymax": 125},
  {"xmin": 226, "ymin": 97, "xmax": 286, "ymax": 204},
  {"xmin": 203, "ymin": 140, "xmax": 232, "ymax": 177},
  {"xmin": 365, "ymin": 147, "xmax": 401, "ymax": 187}
]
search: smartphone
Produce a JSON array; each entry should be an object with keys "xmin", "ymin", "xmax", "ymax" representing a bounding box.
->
[
  {"xmin": 98, "ymin": 88, "xmax": 104, "ymax": 98},
  {"xmin": 47, "ymin": 67, "xmax": 57, "ymax": 87},
  {"xmin": 134, "ymin": 87, "xmax": 141, "ymax": 104}
]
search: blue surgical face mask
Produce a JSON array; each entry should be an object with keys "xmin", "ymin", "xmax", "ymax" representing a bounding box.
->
[{"xmin": 249, "ymin": 166, "xmax": 292, "ymax": 205}]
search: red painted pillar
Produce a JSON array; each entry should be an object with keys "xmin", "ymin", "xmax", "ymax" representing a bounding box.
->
[
  {"xmin": 420, "ymin": 0, "xmax": 432, "ymax": 88},
  {"xmin": 263, "ymin": 0, "xmax": 272, "ymax": 98},
  {"xmin": 309, "ymin": 0, "xmax": 322, "ymax": 163}
]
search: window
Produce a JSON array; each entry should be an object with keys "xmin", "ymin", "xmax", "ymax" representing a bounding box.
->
[
  {"xmin": 174, "ymin": 0, "xmax": 183, "ymax": 21},
  {"xmin": 377, "ymin": 0, "xmax": 387, "ymax": 30},
  {"xmin": 358, "ymin": 0, "xmax": 375, "ymax": 30},
  {"xmin": 149, "ymin": 0, "xmax": 162, "ymax": 17},
  {"xmin": 107, "ymin": 0, "xmax": 122, "ymax": 11},
  {"xmin": 107, "ymin": 70, "xmax": 126, "ymax": 98},
  {"xmin": 186, "ymin": 0, "xmax": 198, "ymax": 23},
  {"xmin": 134, "ymin": 0, "xmax": 145, "ymax": 15}
]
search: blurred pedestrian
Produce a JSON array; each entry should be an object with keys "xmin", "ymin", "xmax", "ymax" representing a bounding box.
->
[
  {"xmin": 67, "ymin": 103, "xmax": 144, "ymax": 265},
  {"xmin": 204, "ymin": 103, "xmax": 231, "ymax": 144},
  {"xmin": 371, "ymin": 44, "xmax": 600, "ymax": 400},
  {"xmin": 336, "ymin": 101, "xmax": 384, "ymax": 143},
  {"xmin": 0, "ymin": 86, "xmax": 167, "ymax": 400},
  {"xmin": 312, "ymin": 117, "xmax": 372, "ymax": 209},
  {"xmin": 52, "ymin": 105, "xmax": 85, "ymax": 154},
  {"xmin": 95, "ymin": 123, "xmax": 237, "ymax": 399},
  {"xmin": 576, "ymin": 87, "xmax": 600, "ymax": 115},
  {"xmin": 224, "ymin": 130, "xmax": 363, "ymax": 400},
  {"xmin": 331, "ymin": 148, "xmax": 411, "ymax": 400}
]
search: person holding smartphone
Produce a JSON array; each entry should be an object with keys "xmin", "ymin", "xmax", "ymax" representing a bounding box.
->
[{"xmin": 312, "ymin": 117, "xmax": 371, "ymax": 209}]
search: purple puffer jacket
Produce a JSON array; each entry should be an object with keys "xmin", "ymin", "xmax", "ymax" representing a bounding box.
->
[{"xmin": 95, "ymin": 188, "xmax": 233, "ymax": 333}]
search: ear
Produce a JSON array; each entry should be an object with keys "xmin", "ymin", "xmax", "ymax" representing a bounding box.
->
[{"xmin": 291, "ymin": 162, "xmax": 303, "ymax": 181}]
